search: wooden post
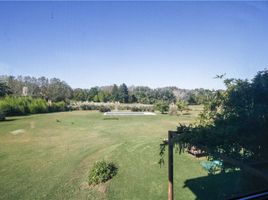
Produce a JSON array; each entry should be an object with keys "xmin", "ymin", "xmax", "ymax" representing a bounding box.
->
[{"xmin": 168, "ymin": 131, "xmax": 174, "ymax": 200}]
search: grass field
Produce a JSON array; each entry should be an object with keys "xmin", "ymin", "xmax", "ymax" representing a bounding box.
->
[{"xmin": 0, "ymin": 106, "xmax": 263, "ymax": 200}]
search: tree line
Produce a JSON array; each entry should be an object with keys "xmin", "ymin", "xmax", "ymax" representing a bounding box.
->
[{"xmin": 0, "ymin": 75, "xmax": 215, "ymax": 105}]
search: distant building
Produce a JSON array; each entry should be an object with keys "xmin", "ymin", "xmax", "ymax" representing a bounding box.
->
[{"xmin": 22, "ymin": 86, "xmax": 28, "ymax": 96}]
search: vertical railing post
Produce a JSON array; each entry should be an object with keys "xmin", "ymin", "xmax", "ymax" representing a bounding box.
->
[{"xmin": 168, "ymin": 131, "xmax": 174, "ymax": 200}]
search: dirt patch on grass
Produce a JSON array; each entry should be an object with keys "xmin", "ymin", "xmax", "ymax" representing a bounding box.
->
[
  {"xmin": 79, "ymin": 182, "xmax": 107, "ymax": 193},
  {"xmin": 30, "ymin": 121, "xmax": 35, "ymax": 129},
  {"xmin": 10, "ymin": 129, "xmax": 25, "ymax": 135},
  {"xmin": 79, "ymin": 182, "xmax": 90, "ymax": 190}
]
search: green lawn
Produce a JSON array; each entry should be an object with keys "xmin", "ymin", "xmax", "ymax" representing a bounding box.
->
[{"xmin": 0, "ymin": 107, "xmax": 263, "ymax": 200}]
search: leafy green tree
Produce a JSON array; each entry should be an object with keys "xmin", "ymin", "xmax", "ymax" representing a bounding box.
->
[
  {"xmin": 0, "ymin": 82, "xmax": 12, "ymax": 97},
  {"xmin": 111, "ymin": 84, "xmax": 119, "ymax": 102},
  {"xmin": 47, "ymin": 78, "xmax": 73, "ymax": 102},
  {"xmin": 73, "ymin": 88, "xmax": 87, "ymax": 101},
  {"xmin": 166, "ymin": 70, "xmax": 268, "ymax": 165},
  {"xmin": 129, "ymin": 94, "xmax": 138, "ymax": 103},
  {"xmin": 38, "ymin": 76, "xmax": 49, "ymax": 100},
  {"xmin": 98, "ymin": 91, "xmax": 108, "ymax": 102},
  {"xmin": 118, "ymin": 83, "xmax": 129, "ymax": 103},
  {"xmin": 176, "ymin": 100, "xmax": 189, "ymax": 113},
  {"xmin": 93, "ymin": 94, "xmax": 99, "ymax": 102},
  {"xmin": 88, "ymin": 87, "xmax": 99, "ymax": 101}
]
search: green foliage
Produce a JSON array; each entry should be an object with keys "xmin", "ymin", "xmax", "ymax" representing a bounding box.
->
[
  {"xmin": 0, "ymin": 96, "xmax": 31, "ymax": 116},
  {"xmin": 0, "ymin": 110, "xmax": 5, "ymax": 121},
  {"xmin": 80, "ymin": 104, "xmax": 98, "ymax": 110},
  {"xmin": 129, "ymin": 94, "xmax": 138, "ymax": 103},
  {"xmin": 88, "ymin": 161, "xmax": 118, "ymax": 185},
  {"xmin": 99, "ymin": 106, "xmax": 111, "ymax": 113},
  {"xmin": 187, "ymin": 89, "xmax": 215, "ymax": 105},
  {"xmin": 0, "ymin": 82, "xmax": 12, "ymax": 97},
  {"xmin": 177, "ymin": 100, "xmax": 190, "ymax": 114},
  {"xmin": 0, "ymin": 75, "xmax": 72, "ymax": 101},
  {"xmin": 131, "ymin": 106, "xmax": 142, "ymax": 112},
  {"xmin": 28, "ymin": 98, "xmax": 48, "ymax": 114},
  {"xmin": 118, "ymin": 83, "xmax": 129, "ymax": 103},
  {"xmin": 132, "ymin": 87, "xmax": 176, "ymax": 104},
  {"xmin": 111, "ymin": 84, "xmax": 120, "ymax": 102},
  {"xmin": 154, "ymin": 101, "xmax": 169, "ymax": 114},
  {"xmin": 0, "ymin": 96, "xmax": 68, "ymax": 116},
  {"xmin": 98, "ymin": 91, "xmax": 108, "ymax": 102},
  {"xmin": 162, "ymin": 70, "xmax": 268, "ymax": 166},
  {"xmin": 47, "ymin": 78, "xmax": 73, "ymax": 102},
  {"xmin": 73, "ymin": 88, "xmax": 88, "ymax": 101},
  {"xmin": 49, "ymin": 101, "xmax": 67, "ymax": 112},
  {"xmin": 88, "ymin": 87, "xmax": 99, "ymax": 101}
]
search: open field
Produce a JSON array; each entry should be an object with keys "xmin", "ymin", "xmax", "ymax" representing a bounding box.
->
[{"xmin": 0, "ymin": 106, "xmax": 263, "ymax": 200}]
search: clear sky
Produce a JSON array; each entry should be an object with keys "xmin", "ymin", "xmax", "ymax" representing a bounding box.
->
[{"xmin": 0, "ymin": 1, "xmax": 268, "ymax": 89}]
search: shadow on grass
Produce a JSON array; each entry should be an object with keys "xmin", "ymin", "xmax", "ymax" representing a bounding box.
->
[
  {"xmin": 183, "ymin": 170, "xmax": 267, "ymax": 200},
  {"xmin": 103, "ymin": 118, "xmax": 119, "ymax": 120},
  {"xmin": 0, "ymin": 118, "xmax": 18, "ymax": 122}
]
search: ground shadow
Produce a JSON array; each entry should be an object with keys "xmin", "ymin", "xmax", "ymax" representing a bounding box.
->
[
  {"xmin": 0, "ymin": 118, "xmax": 18, "ymax": 122},
  {"xmin": 183, "ymin": 170, "xmax": 267, "ymax": 200}
]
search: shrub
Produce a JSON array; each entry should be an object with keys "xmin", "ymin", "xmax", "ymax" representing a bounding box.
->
[
  {"xmin": 28, "ymin": 99, "xmax": 48, "ymax": 114},
  {"xmin": 0, "ymin": 96, "xmax": 68, "ymax": 116},
  {"xmin": 0, "ymin": 110, "xmax": 5, "ymax": 121},
  {"xmin": 49, "ymin": 101, "xmax": 67, "ymax": 112},
  {"xmin": 154, "ymin": 101, "xmax": 169, "ymax": 114},
  {"xmin": 88, "ymin": 161, "xmax": 118, "ymax": 185},
  {"xmin": 131, "ymin": 106, "xmax": 141, "ymax": 112},
  {"xmin": 0, "ymin": 96, "xmax": 31, "ymax": 116},
  {"xmin": 99, "ymin": 106, "xmax": 111, "ymax": 113},
  {"xmin": 80, "ymin": 104, "xmax": 97, "ymax": 110}
]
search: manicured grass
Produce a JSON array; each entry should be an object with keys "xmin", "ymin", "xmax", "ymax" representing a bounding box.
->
[{"xmin": 0, "ymin": 108, "xmax": 264, "ymax": 200}]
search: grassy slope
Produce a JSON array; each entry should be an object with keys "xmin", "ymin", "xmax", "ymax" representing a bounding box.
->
[{"xmin": 0, "ymin": 106, "xmax": 263, "ymax": 200}]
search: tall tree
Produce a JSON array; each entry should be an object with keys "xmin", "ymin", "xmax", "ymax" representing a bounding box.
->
[
  {"xmin": 118, "ymin": 83, "xmax": 129, "ymax": 103},
  {"xmin": 171, "ymin": 70, "xmax": 268, "ymax": 164},
  {"xmin": 88, "ymin": 87, "xmax": 99, "ymax": 101},
  {"xmin": 111, "ymin": 84, "xmax": 119, "ymax": 102},
  {"xmin": 0, "ymin": 82, "xmax": 12, "ymax": 97},
  {"xmin": 47, "ymin": 78, "xmax": 73, "ymax": 102},
  {"xmin": 73, "ymin": 88, "xmax": 87, "ymax": 101}
]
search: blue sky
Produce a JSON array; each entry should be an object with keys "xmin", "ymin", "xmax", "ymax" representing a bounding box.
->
[{"xmin": 0, "ymin": 1, "xmax": 268, "ymax": 89}]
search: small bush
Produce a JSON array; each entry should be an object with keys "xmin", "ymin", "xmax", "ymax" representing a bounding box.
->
[
  {"xmin": 130, "ymin": 106, "xmax": 141, "ymax": 112},
  {"xmin": 154, "ymin": 101, "xmax": 169, "ymax": 114},
  {"xmin": 88, "ymin": 161, "xmax": 118, "ymax": 185},
  {"xmin": 0, "ymin": 110, "xmax": 5, "ymax": 121},
  {"xmin": 80, "ymin": 104, "xmax": 98, "ymax": 110},
  {"xmin": 99, "ymin": 106, "xmax": 111, "ymax": 113}
]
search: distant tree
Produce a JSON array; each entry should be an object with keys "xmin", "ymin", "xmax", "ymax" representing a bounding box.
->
[
  {"xmin": 118, "ymin": 83, "xmax": 129, "ymax": 103},
  {"xmin": 188, "ymin": 93, "xmax": 197, "ymax": 105},
  {"xmin": 176, "ymin": 100, "xmax": 189, "ymax": 113},
  {"xmin": 93, "ymin": 94, "xmax": 99, "ymax": 102},
  {"xmin": 132, "ymin": 86, "xmax": 154, "ymax": 104},
  {"xmin": 0, "ymin": 82, "xmax": 12, "ymax": 97},
  {"xmin": 4, "ymin": 76, "xmax": 22, "ymax": 95},
  {"xmin": 129, "ymin": 94, "xmax": 138, "ymax": 103},
  {"xmin": 98, "ymin": 91, "xmax": 108, "ymax": 102},
  {"xmin": 111, "ymin": 84, "xmax": 119, "ymax": 102},
  {"xmin": 73, "ymin": 88, "xmax": 87, "ymax": 101},
  {"xmin": 47, "ymin": 78, "xmax": 73, "ymax": 102},
  {"xmin": 154, "ymin": 88, "xmax": 176, "ymax": 103},
  {"xmin": 88, "ymin": 87, "xmax": 99, "ymax": 101}
]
